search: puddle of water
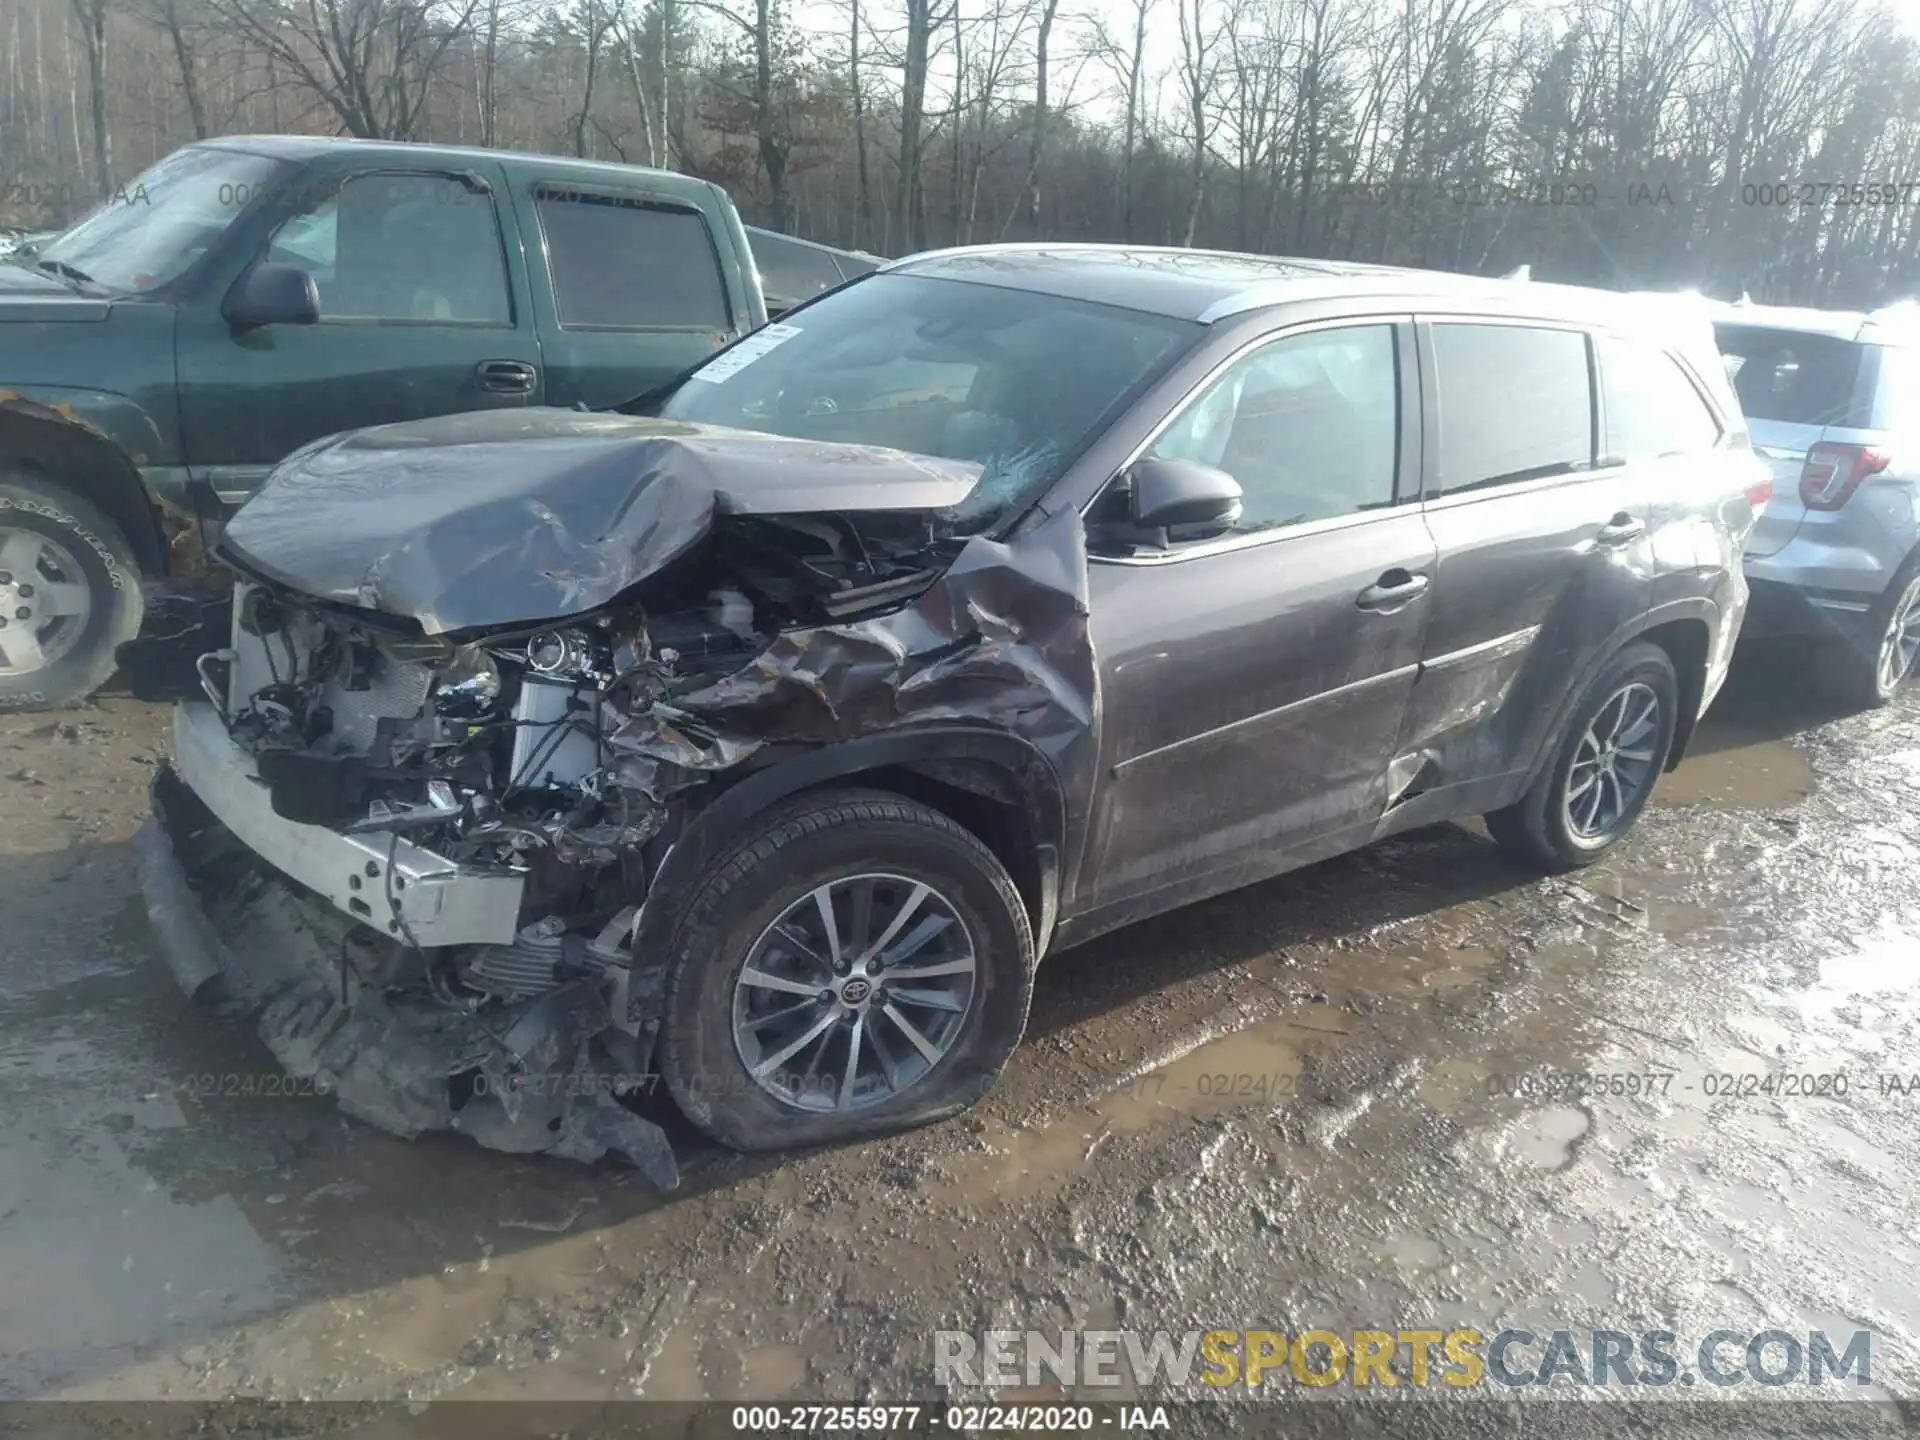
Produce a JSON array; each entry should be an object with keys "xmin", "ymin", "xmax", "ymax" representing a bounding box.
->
[
  {"xmin": 0, "ymin": 1139, "xmax": 290, "ymax": 1396},
  {"xmin": 1415, "ymin": 1058, "xmax": 1488, "ymax": 1115},
  {"xmin": 1646, "ymin": 900, "xmax": 1721, "ymax": 937},
  {"xmin": 932, "ymin": 1013, "xmax": 1308, "ymax": 1207},
  {"xmin": 635, "ymin": 1306, "xmax": 708, "ymax": 1400},
  {"xmin": 1380, "ymin": 1233, "xmax": 1444, "ymax": 1271},
  {"xmin": 1723, "ymin": 1009, "xmax": 1798, "ymax": 1056},
  {"xmin": 1501, "ymin": 1104, "xmax": 1591, "ymax": 1170},
  {"xmin": 1814, "ymin": 922, "xmax": 1920, "ymax": 998},
  {"xmin": 1571, "ymin": 867, "xmax": 1732, "ymax": 941},
  {"xmin": 745, "ymin": 1341, "xmax": 807, "ymax": 1394},
  {"xmin": 1656, "ymin": 735, "xmax": 1816, "ymax": 811},
  {"xmin": 1372, "ymin": 945, "xmax": 1499, "ymax": 995},
  {"xmin": 1569, "ymin": 1260, "xmax": 1614, "ymax": 1307},
  {"xmin": 1101, "ymin": 1016, "xmax": 1306, "ymax": 1131}
]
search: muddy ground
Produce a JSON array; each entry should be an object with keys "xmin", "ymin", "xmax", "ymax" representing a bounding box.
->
[{"xmin": 2, "ymin": 645, "xmax": 1917, "ymax": 1430}]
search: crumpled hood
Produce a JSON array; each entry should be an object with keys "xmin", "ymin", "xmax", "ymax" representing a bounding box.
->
[{"xmin": 220, "ymin": 408, "xmax": 983, "ymax": 633}]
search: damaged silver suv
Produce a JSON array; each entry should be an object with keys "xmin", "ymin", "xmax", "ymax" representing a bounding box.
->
[{"xmin": 128, "ymin": 247, "xmax": 1765, "ymax": 1187}]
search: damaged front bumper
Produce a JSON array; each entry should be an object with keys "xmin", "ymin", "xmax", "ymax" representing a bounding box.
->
[
  {"xmin": 169, "ymin": 700, "xmax": 525, "ymax": 947},
  {"xmin": 138, "ymin": 740, "xmax": 680, "ymax": 1188}
]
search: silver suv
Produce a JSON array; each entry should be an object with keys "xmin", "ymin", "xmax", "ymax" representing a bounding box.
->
[{"xmin": 1713, "ymin": 301, "xmax": 1920, "ymax": 705}]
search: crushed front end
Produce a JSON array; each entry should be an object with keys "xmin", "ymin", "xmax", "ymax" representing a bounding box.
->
[
  {"xmin": 135, "ymin": 578, "xmax": 782, "ymax": 1187},
  {"xmin": 127, "ymin": 413, "xmax": 1100, "ymax": 1183}
]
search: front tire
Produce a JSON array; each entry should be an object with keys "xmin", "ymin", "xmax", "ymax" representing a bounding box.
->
[
  {"xmin": 0, "ymin": 469, "xmax": 144, "ymax": 711},
  {"xmin": 660, "ymin": 788, "xmax": 1035, "ymax": 1152},
  {"xmin": 1486, "ymin": 640, "xmax": 1679, "ymax": 872}
]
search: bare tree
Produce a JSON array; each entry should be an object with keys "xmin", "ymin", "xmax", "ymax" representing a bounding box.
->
[
  {"xmin": 1287, "ymin": 0, "xmax": 1372, "ymax": 247},
  {"xmin": 1219, "ymin": 0, "xmax": 1285, "ymax": 246},
  {"xmin": 612, "ymin": 9, "xmax": 659, "ymax": 164},
  {"xmin": 953, "ymin": 0, "xmax": 1028, "ymax": 241},
  {"xmin": 5, "ymin": 0, "xmax": 1919, "ymax": 305},
  {"xmin": 567, "ymin": 0, "xmax": 621, "ymax": 154},
  {"xmin": 203, "ymin": 0, "xmax": 483, "ymax": 139},
  {"xmin": 1016, "ymin": 0, "xmax": 1059, "ymax": 231},
  {"xmin": 69, "ymin": 0, "xmax": 111, "ymax": 192},
  {"xmin": 846, "ymin": 0, "xmax": 873, "ymax": 241},
  {"xmin": 1085, "ymin": 0, "xmax": 1155, "ymax": 238},
  {"xmin": 479, "ymin": 0, "xmax": 503, "ymax": 142},
  {"xmin": 132, "ymin": 0, "xmax": 211, "ymax": 138},
  {"xmin": 685, "ymin": 0, "xmax": 799, "ymax": 227},
  {"xmin": 1175, "ymin": 0, "xmax": 1222, "ymax": 244}
]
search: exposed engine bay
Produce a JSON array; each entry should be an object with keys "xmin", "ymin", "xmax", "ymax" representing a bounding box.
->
[
  {"xmin": 127, "ymin": 413, "xmax": 1099, "ymax": 1187},
  {"xmin": 206, "ymin": 503, "xmax": 948, "ymax": 998}
]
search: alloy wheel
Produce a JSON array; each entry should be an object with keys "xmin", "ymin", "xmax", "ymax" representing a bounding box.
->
[
  {"xmin": 1877, "ymin": 575, "xmax": 1920, "ymax": 696},
  {"xmin": 0, "ymin": 527, "xmax": 93, "ymax": 678},
  {"xmin": 731, "ymin": 873, "xmax": 978, "ymax": 1113},
  {"xmin": 1564, "ymin": 681, "xmax": 1661, "ymax": 841}
]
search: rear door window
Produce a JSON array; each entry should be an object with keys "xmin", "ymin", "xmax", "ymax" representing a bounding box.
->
[
  {"xmin": 1714, "ymin": 324, "xmax": 1869, "ymax": 427},
  {"xmin": 1429, "ymin": 323, "xmax": 1595, "ymax": 494},
  {"xmin": 1597, "ymin": 334, "xmax": 1722, "ymax": 461},
  {"xmin": 536, "ymin": 189, "xmax": 730, "ymax": 329}
]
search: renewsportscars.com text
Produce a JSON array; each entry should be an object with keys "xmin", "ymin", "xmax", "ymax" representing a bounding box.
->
[{"xmin": 934, "ymin": 1327, "xmax": 1874, "ymax": 1390}]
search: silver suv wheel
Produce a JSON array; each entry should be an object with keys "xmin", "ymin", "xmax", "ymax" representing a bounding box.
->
[
  {"xmin": 731, "ymin": 873, "xmax": 978, "ymax": 1113},
  {"xmin": 1563, "ymin": 681, "xmax": 1662, "ymax": 842},
  {"xmin": 1877, "ymin": 573, "xmax": 1920, "ymax": 696}
]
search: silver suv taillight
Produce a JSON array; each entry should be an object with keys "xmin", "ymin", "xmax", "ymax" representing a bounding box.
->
[{"xmin": 1799, "ymin": 441, "xmax": 1891, "ymax": 510}]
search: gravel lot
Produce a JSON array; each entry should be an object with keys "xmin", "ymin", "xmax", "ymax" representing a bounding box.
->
[{"xmin": 2, "ymin": 646, "xmax": 1915, "ymax": 1433}]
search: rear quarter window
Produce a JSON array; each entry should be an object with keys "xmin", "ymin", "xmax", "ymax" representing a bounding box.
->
[
  {"xmin": 1598, "ymin": 333, "xmax": 1723, "ymax": 460},
  {"xmin": 1714, "ymin": 324, "xmax": 1871, "ymax": 427},
  {"xmin": 536, "ymin": 188, "xmax": 730, "ymax": 329}
]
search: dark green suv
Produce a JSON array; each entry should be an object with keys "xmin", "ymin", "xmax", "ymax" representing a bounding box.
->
[{"xmin": 0, "ymin": 137, "xmax": 768, "ymax": 709}]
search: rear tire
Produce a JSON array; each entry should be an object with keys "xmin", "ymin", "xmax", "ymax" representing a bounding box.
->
[
  {"xmin": 1823, "ymin": 558, "xmax": 1920, "ymax": 711},
  {"xmin": 0, "ymin": 469, "xmax": 144, "ymax": 711},
  {"xmin": 1486, "ymin": 641, "xmax": 1679, "ymax": 873},
  {"xmin": 660, "ymin": 788, "xmax": 1035, "ymax": 1152}
]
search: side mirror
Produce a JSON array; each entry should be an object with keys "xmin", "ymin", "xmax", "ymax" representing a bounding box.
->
[
  {"xmin": 1127, "ymin": 457, "xmax": 1243, "ymax": 540},
  {"xmin": 226, "ymin": 261, "xmax": 320, "ymax": 329}
]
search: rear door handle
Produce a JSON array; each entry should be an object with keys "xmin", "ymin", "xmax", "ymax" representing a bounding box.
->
[
  {"xmin": 1356, "ymin": 569, "xmax": 1430, "ymax": 611},
  {"xmin": 1596, "ymin": 512, "xmax": 1645, "ymax": 546},
  {"xmin": 476, "ymin": 359, "xmax": 538, "ymax": 395}
]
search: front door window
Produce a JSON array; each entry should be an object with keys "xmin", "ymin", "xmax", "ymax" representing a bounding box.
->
[
  {"xmin": 1147, "ymin": 324, "xmax": 1401, "ymax": 532},
  {"xmin": 265, "ymin": 173, "xmax": 512, "ymax": 325}
]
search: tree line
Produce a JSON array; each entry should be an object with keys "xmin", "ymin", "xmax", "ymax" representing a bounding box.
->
[{"xmin": 3, "ymin": 0, "xmax": 1919, "ymax": 305}]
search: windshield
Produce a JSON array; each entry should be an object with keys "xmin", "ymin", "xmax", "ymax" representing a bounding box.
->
[
  {"xmin": 659, "ymin": 273, "xmax": 1198, "ymax": 531},
  {"xmin": 37, "ymin": 147, "xmax": 294, "ymax": 292}
]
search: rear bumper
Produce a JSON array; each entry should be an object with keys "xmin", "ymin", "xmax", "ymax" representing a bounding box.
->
[
  {"xmin": 1739, "ymin": 576, "xmax": 1879, "ymax": 641},
  {"xmin": 169, "ymin": 700, "xmax": 523, "ymax": 948},
  {"xmin": 1743, "ymin": 488, "xmax": 1915, "ymax": 597},
  {"xmin": 138, "ymin": 762, "xmax": 679, "ymax": 1186}
]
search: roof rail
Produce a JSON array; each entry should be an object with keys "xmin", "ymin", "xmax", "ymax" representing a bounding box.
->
[{"xmin": 1503, "ymin": 264, "xmax": 1530, "ymax": 281}]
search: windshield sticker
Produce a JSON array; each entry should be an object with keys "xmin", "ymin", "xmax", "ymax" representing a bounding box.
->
[{"xmin": 688, "ymin": 323, "xmax": 802, "ymax": 384}]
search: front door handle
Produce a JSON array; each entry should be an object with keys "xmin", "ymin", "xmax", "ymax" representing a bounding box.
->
[
  {"xmin": 475, "ymin": 359, "xmax": 538, "ymax": 395},
  {"xmin": 1356, "ymin": 569, "xmax": 1430, "ymax": 611},
  {"xmin": 1596, "ymin": 512, "xmax": 1646, "ymax": 546}
]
